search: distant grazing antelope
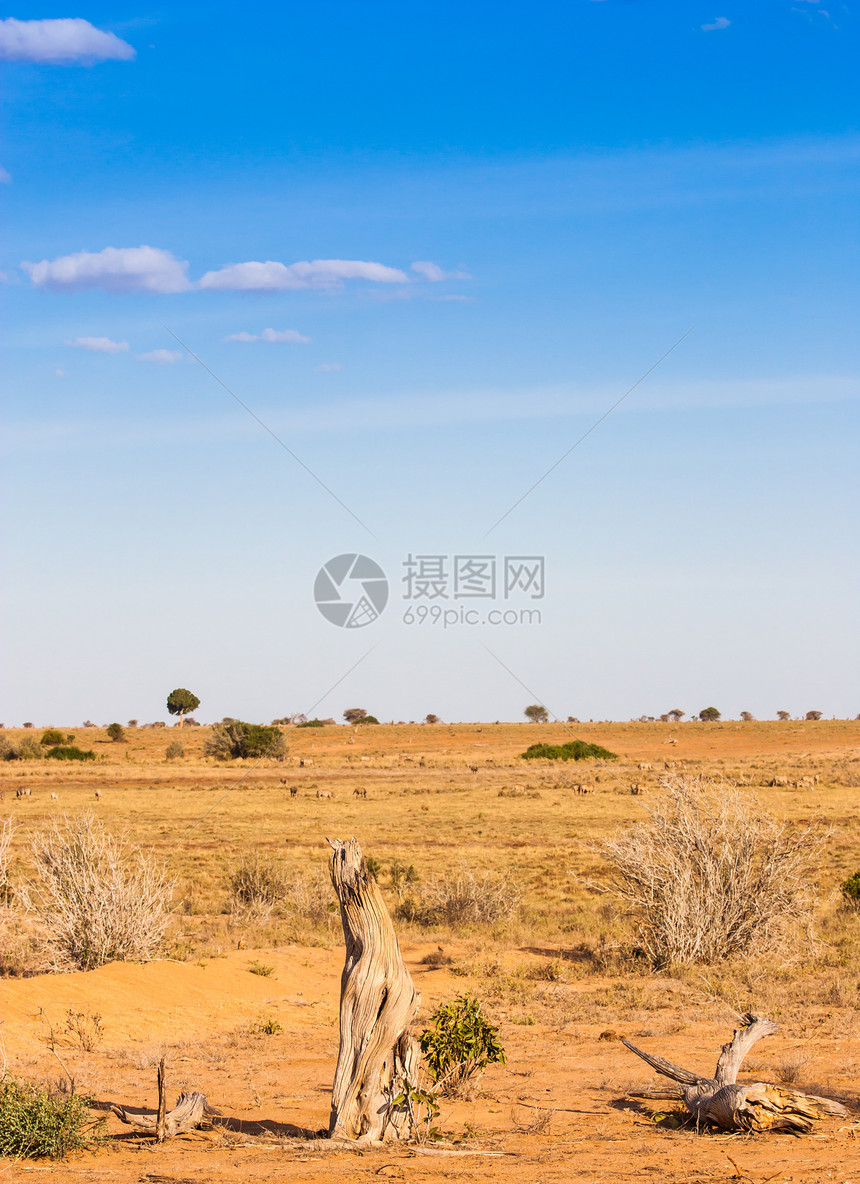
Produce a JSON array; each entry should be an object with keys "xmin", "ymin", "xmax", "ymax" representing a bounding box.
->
[
  {"xmin": 94, "ymin": 790, "xmax": 101, "ymax": 800},
  {"xmin": 300, "ymin": 758, "xmax": 314, "ymax": 768},
  {"xmin": 573, "ymin": 784, "xmax": 594, "ymax": 795},
  {"xmin": 352, "ymin": 787, "xmax": 367, "ymax": 799},
  {"xmin": 469, "ymin": 765, "xmax": 478, "ymax": 773},
  {"xmin": 289, "ymin": 786, "xmax": 298, "ymax": 798},
  {"xmin": 316, "ymin": 789, "xmax": 332, "ymax": 799},
  {"xmin": 638, "ymin": 762, "xmax": 652, "ymax": 771},
  {"xmin": 50, "ymin": 792, "xmax": 58, "ymax": 800},
  {"xmin": 630, "ymin": 783, "xmax": 645, "ymax": 795}
]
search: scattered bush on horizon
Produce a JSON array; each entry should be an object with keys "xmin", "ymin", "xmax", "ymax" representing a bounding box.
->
[
  {"xmin": 521, "ymin": 739, "xmax": 618, "ymax": 761},
  {"xmin": 45, "ymin": 746, "xmax": 96, "ymax": 762},
  {"xmin": 420, "ymin": 994, "xmax": 506, "ymax": 1097},
  {"xmin": 40, "ymin": 730, "xmax": 65, "ymax": 747},
  {"xmin": 204, "ymin": 720, "xmax": 287, "ymax": 761},
  {"xmin": 0, "ymin": 1075, "xmax": 105, "ymax": 1159},
  {"xmin": 296, "ymin": 718, "xmax": 326, "ymax": 728},
  {"xmin": 591, "ymin": 775, "xmax": 823, "ymax": 967},
  {"xmin": 524, "ymin": 705, "xmax": 549, "ymax": 723},
  {"xmin": 106, "ymin": 723, "xmax": 125, "ymax": 743},
  {"xmin": 23, "ymin": 813, "xmax": 174, "ymax": 971},
  {"xmin": 698, "ymin": 706, "xmax": 721, "ymax": 722},
  {"xmin": 805, "ymin": 710, "xmax": 823, "ymax": 721}
]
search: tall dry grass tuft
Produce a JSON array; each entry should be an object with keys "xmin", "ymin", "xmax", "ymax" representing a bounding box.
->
[
  {"xmin": 591, "ymin": 776, "xmax": 824, "ymax": 967},
  {"xmin": 0, "ymin": 817, "xmax": 14, "ymax": 904},
  {"xmin": 398, "ymin": 864, "xmax": 521, "ymax": 928},
  {"xmin": 23, "ymin": 813, "xmax": 174, "ymax": 971}
]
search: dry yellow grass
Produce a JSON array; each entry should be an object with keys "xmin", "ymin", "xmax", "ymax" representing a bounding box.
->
[{"xmin": 1, "ymin": 720, "xmax": 859, "ymax": 1181}]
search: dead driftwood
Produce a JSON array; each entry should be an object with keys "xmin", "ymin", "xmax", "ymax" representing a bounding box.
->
[
  {"xmin": 327, "ymin": 836, "xmax": 421, "ymax": 1143},
  {"xmin": 623, "ymin": 1013, "xmax": 847, "ymax": 1133},
  {"xmin": 111, "ymin": 1058, "xmax": 221, "ymax": 1140}
]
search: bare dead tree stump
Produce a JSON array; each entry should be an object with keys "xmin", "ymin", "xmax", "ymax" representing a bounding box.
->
[
  {"xmin": 623, "ymin": 1013, "xmax": 847, "ymax": 1133},
  {"xmin": 112, "ymin": 1090, "xmax": 221, "ymax": 1138},
  {"xmin": 327, "ymin": 836, "xmax": 420, "ymax": 1143}
]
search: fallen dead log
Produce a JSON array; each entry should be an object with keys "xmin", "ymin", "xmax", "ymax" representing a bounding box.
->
[
  {"xmin": 111, "ymin": 1090, "xmax": 222, "ymax": 1138},
  {"xmin": 623, "ymin": 1013, "xmax": 846, "ymax": 1133},
  {"xmin": 327, "ymin": 836, "xmax": 421, "ymax": 1143}
]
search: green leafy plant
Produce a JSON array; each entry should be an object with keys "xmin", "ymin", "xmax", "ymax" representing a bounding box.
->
[
  {"xmin": 419, "ymin": 994, "xmax": 506, "ymax": 1096},
  {"xmin": 0, "ymin": 1075, "xmax": 105, "ymax": 1159},
  {"xmin": 521, "ymin": 739, "xmax": 617, "ymax": 761},
  {"xmin": 165, "ymin": 741, "xmax": 185, "ymax": 761},
  {"xmin": 296, "ymin": 718, "xmax": 326, "ymax": 728},
  {"xmin": 106, "ymin": 723, "xmax": 125, "ymax": 743},
  {"xmin": 248, "ymin": 1015, "xmax": 283, "ymax": 1035},
  {"xmin": 390, "ymin": 1072, "xmax": 440, "ymax": 1141},
  {"xmin": 40, "ymin": 730, "xmax": 65, "ymax": 747}
]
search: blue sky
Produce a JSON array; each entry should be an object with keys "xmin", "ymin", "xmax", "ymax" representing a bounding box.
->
[{"xmin": 2, "ymin": 2, "xmax": 858, "ymax": 726}]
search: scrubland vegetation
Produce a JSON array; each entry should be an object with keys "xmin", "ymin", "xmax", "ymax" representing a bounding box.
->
[{"xmin": 0, "ymin": 719, "xmax": 858, "ymax": 1173}]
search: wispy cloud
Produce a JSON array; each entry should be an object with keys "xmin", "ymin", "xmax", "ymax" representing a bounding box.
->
[
  {"xmin": 702, "ymin": 16, "xmax": 730, "ymax": 31},
  {"xmin": 411, "ymin": 260, "xmax": 471, "ymax": 282},
  {"xmin": 23, "ymin": 246, "xmax": 191, "ymax": 294},
  {"xmin": 315, "ymin": 363, "xmax": 342, "ymax": 372},
  {"xmin": 0, "ymin": 166, "xmax": 10, "ymax": 184},
  {"xmin": 225, "ymin": 328, "xmax": 310, "ymax": 344},
  {"xmin": 137, "ymin": 349, "xmax": 183, "ymax": 364},
  {"xmin": 0, "ymin": 17, "xmax": 135, "ymax": 63},
  {"xmin": 67, "ymin": 336, "xmax": 129, "ymax": 354},
  {"xmin": 198, "ymin": 258, "xmax": 408, "ymax": 292}
]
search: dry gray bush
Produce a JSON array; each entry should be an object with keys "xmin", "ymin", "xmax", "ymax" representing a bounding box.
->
[
  {"xmin": 591, "ymin": 776, "xmax": 824, "ymax": 967},
  {"xmin": 23, "ymin": 813, "xmax": 174, "ymax": 971},
  {"xmin": 227, "ymin": 854, "xmax": 287, "ymax": 918},
  {"xmin": 398, "ymin": 864, "xmax": 522, "ymax": 928}
]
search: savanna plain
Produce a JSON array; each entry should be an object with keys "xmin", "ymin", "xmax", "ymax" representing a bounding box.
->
[{"xmin": 1, "ymin": 719, "xmax": 859, "ymax": 1183}]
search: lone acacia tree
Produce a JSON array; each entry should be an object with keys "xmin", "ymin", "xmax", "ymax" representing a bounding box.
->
[
  {"xmin": 805, "ymin": 710, "xmax": 823, "ymax": 721},
  {"xmin": 524, "ymin": 705, "xmax": 549, "ymax": 723},
  {"xmin": 167, "ymin": 688, "xmax": 200, "ymax": 727},
  {"xmin": 699, "ymin": 706, "xmax": 721, "ymax": 722},
  {"xmin": 343, "ymin": 708, "xmax": 367, "ymax": 724}
]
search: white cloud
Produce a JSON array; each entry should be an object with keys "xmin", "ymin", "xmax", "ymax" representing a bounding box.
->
[
  {"xmin": 0, "ymin": 17, "xmax": 135, "ymax": 63},
  {"xmin": 225, "ymin": 328, "xmax": 310, "ymax": 344},
  {"xmin": 22, "ymin": 246, "xmax": 191, "ymax": 294},
  {"xmin": 67, "ymin": 336, "xmax": 129, "ymax": 354},
  {"xmin": 0, "ymin": 166, "xmax": 10, "ymax": 184},
  {"xmin": 702, "ymin": 16, "xmax": 730, "ymax": 30},
  {"xmin": 315, "ymin": 363, "xmax": 342, "ymax": 372},
  {"xmin": 55, "ymin": 369, "xmax": 66, "ymax": 378},
  {"xmin": 410, "ymin": 260, "xmax": 471, "ymax": 282},
  {"xmin": 138, "ymin": 349, "xmax": 183, "ymax": 364},
  {"xmin": 198, "ymin": 258, "xmax": 408, "ymax": 292}
]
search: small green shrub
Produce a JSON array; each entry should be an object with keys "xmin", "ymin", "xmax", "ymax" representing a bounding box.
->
[
  {"xmin": 40, "ymin": 730, "xmax": 65, "ymax": 747},
  {"xmin": 106, "ymin": 723, "xmax": 125, "ymax": 743},
  {"xmin": 248, "ymin": 960, "xmax": 275, "ymax": 977},
  {"xmin": 357, "ymin": 714, "xmax": 380, "ymax": 725},
  {"xmin": 248, "ymin": 1015, "xmax": 283, "ymax": 1035},
  {"xmin": 840, "ymin": 869, "xmax": 860, "ymax": 908},
  {"xmin": 165, "ymin": 741, "xmax": 185, "ymax": 761},
  {"xmin": 420, "ymin": 994, "xmax": 506, "ymax": 1096},
  {"xmin": 0, "ymin": 1075, "xmax": 105, "ymax": 1159},
  {"xmin": 204, "ymin": 721, "xmax": 287, "ymax": 760},
  {"xmin": 45, "ymin": 746, "xmax": 96, "ymax": 762},
  {"xmin": 296, "ymin": 718, "xmax": 326, "ymax": 728},
  {"xmin": 521, "ymin": 739, "xmax": 617, "ymax": 761}
]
